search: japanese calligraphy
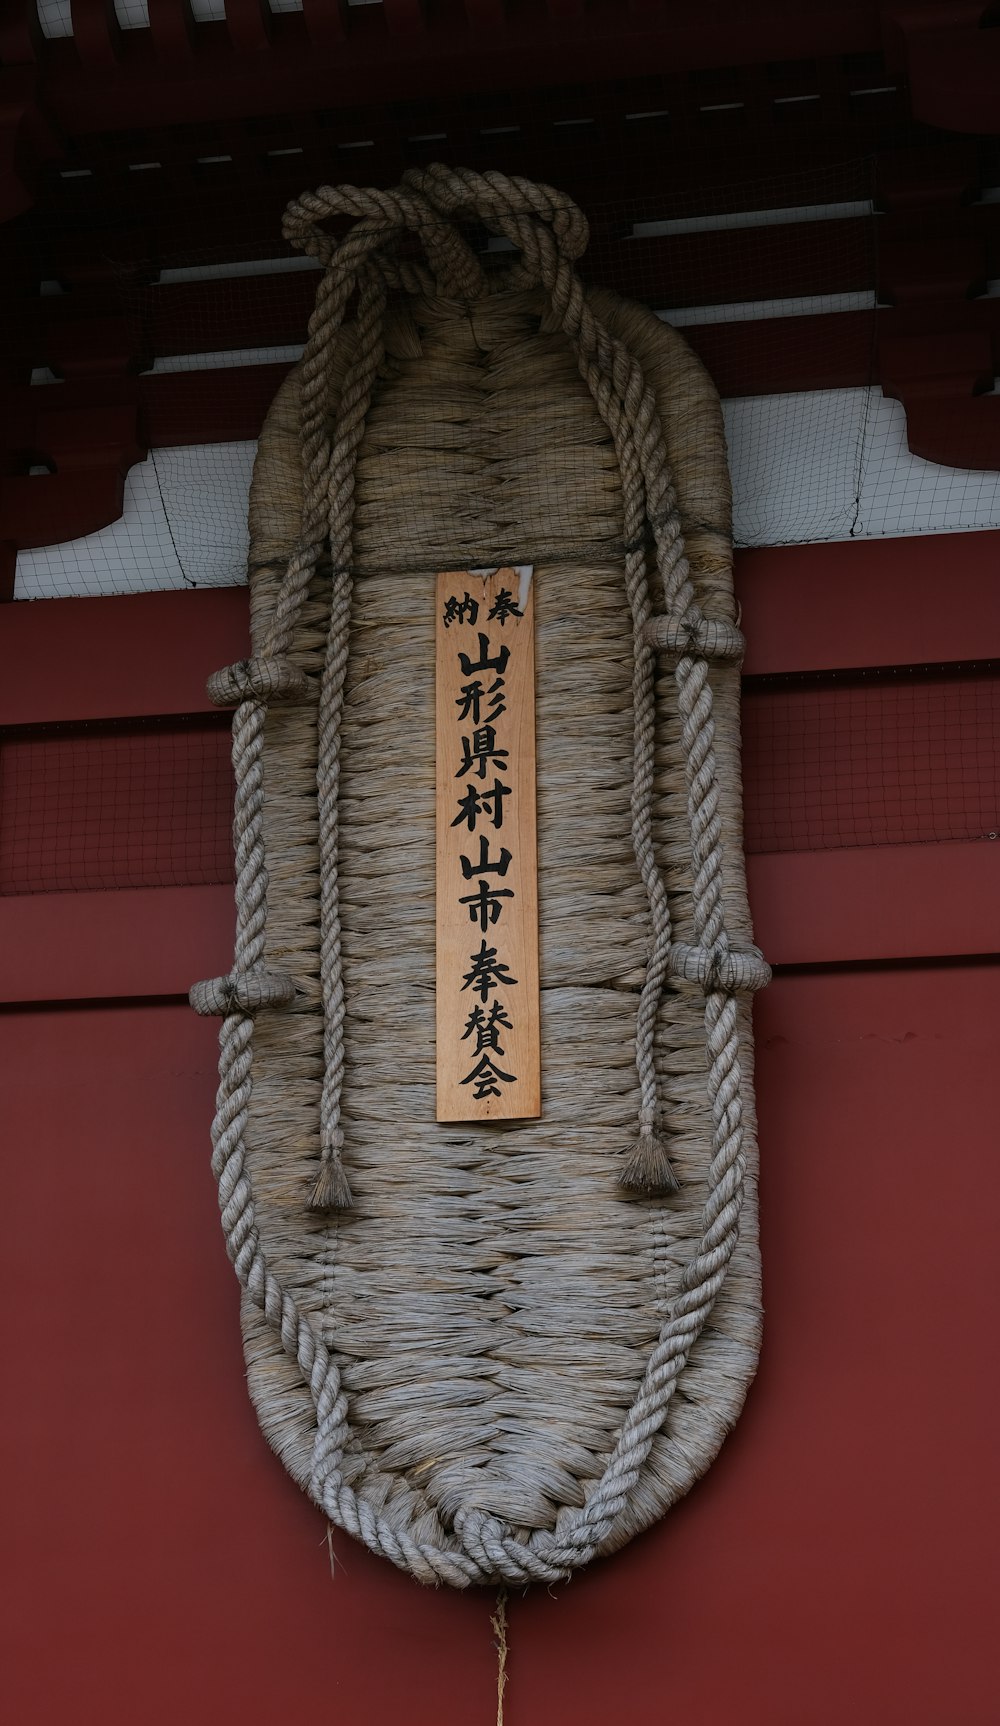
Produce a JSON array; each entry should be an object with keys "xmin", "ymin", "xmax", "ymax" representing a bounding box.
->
[
  {"xmin": 461, "ymin": 939, "xmax": 519, "ymax": 1000},
  {"xmin": 459, "ymin": 838, "xmax": 512, "ymax": 879},
  {"xmin": 456, "ymin": 678, "xmax": 506, "ymax": 725},
  {"xmin": 451, "ymin": 780, "xmax": 511, "ymax": 832},
  {"xmin": 435, "ymin": 567, "xmax": 540, "ymax": 1121},
  {"xmin": 456, "ymin": 724, "xmax": 509, "ymax": 780},
  {"xmin": 462, "ymin": 1002, "xmax": 513, "ymax": 1053},
  {"xmin": 442, "ymin": 592, "xmax": 480, "ymax": 628},
  {"xmin": 460, "ymin": 1053, "xmax": 517, "ymax": 1100},
  {"xmin": 458, "ymin": 634, "xmax": 511, "ymax": 678},
  {"xmin": 487, "ymin": 587, "xmax": 523, "ymax": 626}
]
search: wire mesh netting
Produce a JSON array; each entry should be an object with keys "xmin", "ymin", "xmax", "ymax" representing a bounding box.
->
[
  {"xmin": 18, "ymin": 391, "xmax": 1000, "ymax": 601},
  {"xmin": 742, "ymin": 664, "xmax": 1000, "ymax": 855},
  {"xmin": 0, "ymin": 717, "xmax": 235, "ymax": 894},
  {"xmin": 4, "ymin": 669, "xmax": 999, "ymax": 896}
]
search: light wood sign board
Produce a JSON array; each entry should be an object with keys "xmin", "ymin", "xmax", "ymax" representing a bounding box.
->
[{"xmin": 435, "ymin": 566, "xmax": 540, "ymax": 1121}]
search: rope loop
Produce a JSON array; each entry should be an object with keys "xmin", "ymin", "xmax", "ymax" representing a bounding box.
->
[
  {"xmin": 207, "ymin": 656, "xmax": 311, "ymax": 706},
  {"xmin": 403, "ymin": 162, "xmax": 589, "ymax": 288},
  {"xmin": 190, "ymin": 965, "xmax": 298, "ymax": 1018},
  {"xmin": 643, "ymin": 616, "xmax": 746, "ymax": 662},
  {"xmin": 667, "ymin": 941, "xmax": 772, "ymax": 994},
  {"xmin": 282, "ymin": 181, "xmax": 487, "ymax": 302}
]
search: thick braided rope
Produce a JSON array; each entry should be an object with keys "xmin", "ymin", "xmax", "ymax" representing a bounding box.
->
[
  {"xmin": 201, "ymin": 168, "xmax": 766, "ymax": 1585},
  {"xmin": 202, "ymin": 186, "xmax": 502, "ymax": 1584},
  {"xmin": 314, "ymin": 270, "xmax": 388, "ymax": 1198}
]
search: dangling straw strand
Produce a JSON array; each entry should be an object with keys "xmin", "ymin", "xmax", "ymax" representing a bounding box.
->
[{"xmin": 491, "ymin": 1589, "xmax": 509, "ymax": 1726}]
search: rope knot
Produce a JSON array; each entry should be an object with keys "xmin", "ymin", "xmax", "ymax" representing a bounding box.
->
[
  {"xmin": 452, "ymin": 1508, "xmax": 515, "ymax": 1576},
  {"xmin": 189, "ymin": 965, "xmax": 298, "ymax": 1017},
  {"xmin": 643, "ymin": 615, "xmax": 746, "ymax": 662},
  {"xmin": 282, "ymin": 179, "xmax": 487, "ymax": 302},
  {"xmin": 207, "ymin": 656, "xmax": 311, "ymax": 707},
  {"xmin": 405, "ymin": 162, "xmax": 589, "ymax": 280},
  {"xmin": 667, "ymin": 941, "xmax": 772, "ymax": 994}
]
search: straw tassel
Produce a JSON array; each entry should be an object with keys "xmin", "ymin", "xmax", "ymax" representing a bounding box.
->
[
  {"xmin": 309, "ymin": 1128, "xmax": 353, "ymax": 1212},
  {"xmin": 619, "ymin": 1129, "xmax": 680, "ymax": 1196}
]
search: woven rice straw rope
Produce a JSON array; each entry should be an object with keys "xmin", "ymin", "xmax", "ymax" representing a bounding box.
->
[{"xmin": 192, "ymin": 166, "xmax": 769, "ymax": 1587}]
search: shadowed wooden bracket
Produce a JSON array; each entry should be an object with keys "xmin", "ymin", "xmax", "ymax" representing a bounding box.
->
[{"xmin": 882, "ymin": 1, "xmax": 1000, "ymax": 135}]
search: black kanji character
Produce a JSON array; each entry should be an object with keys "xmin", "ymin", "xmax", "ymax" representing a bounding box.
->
[
  {"xmin": 461, "ymin": 940, "xmax": 519, "ymax": 1003},
  {"xmin": 442, "ymin": 592, "xmax": 479, "ymax": 628},
  {"xmin": 461, "ymin": 1001, "xmax": 513, "ymax": 1056},
  {"xmin": 487, "ymin": 587, "xmax": 523, "ymax": 627},
  {"xmin": 450, "ymin": 779, "xmax": 512, "ymax": 833},
  {"xmin": 460, "ymin": 1053, "xmax": 517, "ymax": 1100},
  {"xmin": 459, "ymin": 879, "xmax": 515, "ymax": 932},
  {"xmin": 455, "ymin": 677, "xmax": 506, "ymax": 725},
  {"xmin": 457, "ymin": 633, "xmax": 510, "ymax": 677},
  {"xmin": 459, "ymin": 835, "xmax": 512, "ymax": 879},
  {"xmin": 455, "ymin": 725, "xmax": 509, "ymax": 780}
]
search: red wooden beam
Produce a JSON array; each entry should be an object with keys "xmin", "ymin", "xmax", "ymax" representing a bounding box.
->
[
  {"xmin": 617, "ymin": 217, "xmax": 875, "ymax": 309},
  {"xmin": 300, "ymin": 0, "xmax": 348, "ymax": 50},
  {"xmin": 884, "ymin": 1, "xmax": 1000, "ymax": 134},
  {"xmin": 26, "ymin": 134, "xmax": 880, "ymax": 266},
  {"xmin": 0, "ymin": 391, "xmax": 145, "ymax": 550},
  {"xmin": 4, "ymin": 838, "xmax": 999, "ymax": 1005},
  {"xmin": 0, "ymin": 587, "xmax": 249, "ymax": 725},
  {"xmin": 6, "ymin": 539, "xmax": 998, "ymax": 728},
  {"xmin": 224, "ymin": 0, "xmax": 273, "ymax": 55},
  {"xmin": 138, "ymin": 365, "xmax": 290, "ymax": 447},
  {"xmin": 146, "ymin": 0, "xmax": 197, "ymax": 65},
  {"xmin": 7, "ymin": 535, "xmax": 998, "ymax": 726},
  {"xmin": 33, "ymin": 214, "xmax": 881, "ymax": 368},
  {"xmin": 11, "ymin": 3, "xmax": 887, "ymax": 142},
  {"xmin": 3, "ymin": 556, "xmax": 999, "ymax": 1006},
  {"xmin": 0, "ymin": 883, "xmax": 236, "ymax": 1003},
  {"xmin": 736, "ymin": 532, "xmax": 1000, "ymax": 676},
  {"xmin": 687, "ymin": 310, "xmax": 874, "ymax": 397},
  {"xmin": 30, "ymin": 197, "xmax": 997, "ymax": 379},
  {"xmin": 748, "ymin": 841, "xmax": 1000, "ymax": 968},
  {"xmin": 899, "ymin": 396, "xmax": 1000, "ymax": 471},
  {"xmin": 69, "ymin": 0, "xmax": 125, "ymax": 69}
]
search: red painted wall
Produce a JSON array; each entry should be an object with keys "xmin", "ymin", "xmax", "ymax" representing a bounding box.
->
[{"xmin": 2, "ymin": 539, "xmax": 999, "ymax": 1724}]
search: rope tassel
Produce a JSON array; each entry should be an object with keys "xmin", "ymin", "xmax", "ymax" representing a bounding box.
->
[
  {"xmin": 309, "ymin": 1129, "xmax": 353, "ymax": 1212},
  {"xmin": 619, "ymin": 1129, "xmax": 680, "ymax": 1196}
]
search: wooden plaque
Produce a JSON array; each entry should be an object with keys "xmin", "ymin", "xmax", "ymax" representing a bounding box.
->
[{"xmin": 435, "ymin": 567, "xmax": 541, "ymax": 1121}]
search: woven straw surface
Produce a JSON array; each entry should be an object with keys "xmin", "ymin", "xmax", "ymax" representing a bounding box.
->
[{"xmin": 237, "ymin": 283, "xmax": 761, "ymax": 1561}]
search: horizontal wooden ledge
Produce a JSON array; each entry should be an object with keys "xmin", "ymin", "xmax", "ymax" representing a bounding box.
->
[
  {"xmin": 31, "ymin": 12, "xmax": 886, "ymax": 136},
  {"xmin": 747, "ymin": 841, "xmax": 1000, "ymax": 970},
  {"xmin": 0, "ymin": 588, "xmax": 250, "ymax": 726},
  {"xmin": 85, "ymin": 218, "xmax": 868, "ymax": 355},
  {"xmin": 6, "ymin": 534, "xmax": 1000, "ymax": 723},
  {"xmin": 23, "ymin": 148, "xmax": 879, "ymax": 269},
  {"xmin": 0, "ymin": 884, "xmax": 235, "ymax": 1005},
  {"xmin": 3, "ymin": 843, "xmax": 999, "ymax": 1003},
  {"xmin": 736, "ymin": 531, "xmax": 1000, "ymax": 676},
  {"xmin": 13, "ymin": 312, "xmax": 877, "ymax": 460},
  {"xmin": 15, "ymin": 299, "xmax": 1000, "ymax": 456}
]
